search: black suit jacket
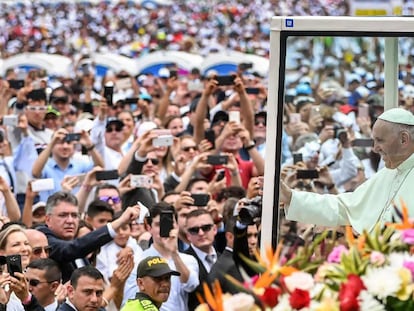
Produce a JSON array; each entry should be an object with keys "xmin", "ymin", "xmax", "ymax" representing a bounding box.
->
[
  {"xmin": 185, "ymin": 246, "xmax": 218, "ymax": 311},
  {"xmin": 57, "ymin": 302, "xmax": 105, "ymax": 311},
  {"xmin": 56, "ymin": 302, "xmax": 75, "ymax": 311},
  {"xmin": 37, "ymin": 225, "xmax": 113, "ymax": 282},
  {"xmin": 208, "ymin": 248, "xmax": 243, "ymax": 294}
]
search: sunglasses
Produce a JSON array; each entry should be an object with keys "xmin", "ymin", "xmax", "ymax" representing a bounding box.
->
[
  {"xmin": 181, "ymin": 146, "xmax": 198, "ymax": 152},
  {"xmin": 254, "ymin": 119, "xmax": 266, "ymax": 126},
  {"xmin": 106, "ymin": 126, "xmax": 123, "ymax": 133},
  {"xmin": 187, "ymin": 224, "xmax": 214, "ymax": 235},
  {"xmin": 99, "ymin": 196, "xmax": 121, "ymax": 204},
  {"xmin": 26, "ymin": 106, "xmax": 48, "ymax": 112},
  {"xmin": 32, "ymin": 246, "xmax": 52, "ymax": 256},
  {"xmin": 27, "ymin": 279, "xmax": 57, "ymax": 287},
  {"xmin": 144, "ymin": 158, "xmax": 159, "ymax": 165}
]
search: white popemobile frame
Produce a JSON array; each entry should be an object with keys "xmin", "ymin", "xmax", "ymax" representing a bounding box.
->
[{"xmin": 262, "ymin": 16, "xmax": 414, "ymax": 252}]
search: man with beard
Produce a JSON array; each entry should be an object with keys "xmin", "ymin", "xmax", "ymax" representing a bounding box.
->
[
  {"xmin": 32, "ymin": 127, "xmax": 103, "ymax": 201},
  {"xmin": 121, "ymin": 256, "xmax": 180, "ymax": 311}
]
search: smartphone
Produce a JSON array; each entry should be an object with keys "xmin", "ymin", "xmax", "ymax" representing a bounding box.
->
[
  {"xmin": 130, "ymin": 175, "xmax": 153, "ymax": 188},
  {"xmin": 8, "ymin": 79, "xmax": 25, "ymax": 90},
  {"xmin": 104, "ymin": 83, "xmax": 114, "ymax": 106},
  {"xmin": 188, "ymin": 81, "xmax": 204, "ymax": 92},
  {"xmin": 293, "ymin": 153, "xmax": 303, "ymax": 164},
  {"xmin": 6, "ymin": 255, "xmax": 22, "ymax": 278},
  {"xmin": 215, "ymin": 75, "xmax": 235, "ymax": 86},
  {"xmin": 358, "ymin": 103, "xmax": 369, "ymax": 118},
  {"xmin": 310, "ymin": 106, "xmax": 321, "ymax": 118},
  {"xmin": 207, "ymin": 155, "xmax": 228, "ymax": 165},
  {"xmin": 289, "ymin": 113, "xmax": 301, "ymax": 124},
  {"xmin": 65, "ymin": 174, "xmax": 86, "ymax": 187},
  {"xmin": 228, "ymin": 111, "xmax": 240, "ymax": 124},
  {"xmin": 204, "ymin": 129, "xmax": 215, "ymax": 150},
  {"xmin": 239, "ymin": 62, "xmax": 253, "ymax": 70},
  {"xmin": 169, "ymin": 69, "xmax": 178, "ymax": 79},
  {"xmin": 245, "ymin": 87, "xmax": 260, "ymax": 95},
  {"xmin": 124, "ymin": 97, "xmax": 139, "ymax": 105},
  {"xmin": 352, "ymin": 138, "xmax": 374, "ymax": 147},
  {"xmin": 65, "ymin": 133, "xmax": 81, "ymax": 142},
  {"xmin": 216, "ymin": 169, "xmax": 226, "ymax": 182},
  {"xmin": 296, "ymin": 169, "xmax": 319, "ymax": 179},
  {"xmin": 159, "ymin": 210, "xmax": 174, "ymax": 237},
  {"xmin": 152, "ymin": 135, "xmax": 174, "ymax": 147},
  {"xmin": 3, "ymin": 115, "xmax": 18, "ymax": 127},
  {"xmin": 31, "ymin": 178, "xmax": 55, "ymax": 192},
  {"xmin": 115, "ymin": 78, "xmax": 132, "ymax": 90},
  {"xmin": 95, "ymin": 170, "xmax": 119, "ymax": 181},
  {"xmin": 191, "ymin": 193, "xmax": 210, "ymax": 207}
]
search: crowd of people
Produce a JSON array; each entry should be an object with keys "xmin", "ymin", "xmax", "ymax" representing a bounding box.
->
[
  {"xmin": 0, "ymin": 1, "xmax": 414, "ymax": 311},
  {"xmin": 0, "ymin": 0, "xmax": 351, "ymax": 59}
]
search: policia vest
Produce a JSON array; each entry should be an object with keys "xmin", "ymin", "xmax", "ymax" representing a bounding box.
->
[{"xmin": 122, "ymin": 293, "xmax": 159, "ymax": 311}]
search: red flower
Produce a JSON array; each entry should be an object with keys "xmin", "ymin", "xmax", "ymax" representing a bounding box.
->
[
  {"xmin": 289, "ymin": 288, "xmax": 310, "ymax": 310},
  {"xmin": 260, "ymin": 286, "xmax": 281, "ymax": 308},
  {"xmin": 338, "ymin": 274, "xmax": 366, "ymax": 311},
  {"xmin": 339, "ymin": 295, "xmax": 360, "ymax": 311}
]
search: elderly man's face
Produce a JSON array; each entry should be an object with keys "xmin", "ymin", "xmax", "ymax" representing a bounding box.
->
[{"xmin": 372, "ymin": 119, "xmax": 406, "ymax": 169}]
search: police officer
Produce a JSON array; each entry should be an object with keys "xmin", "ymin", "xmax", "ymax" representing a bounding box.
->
[{"xmin": 121, "ymin": 256, "xmax": 180, "ymax": 311}]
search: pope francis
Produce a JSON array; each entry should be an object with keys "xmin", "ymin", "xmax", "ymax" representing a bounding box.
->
[{"xmin": 280, "ymin": 108, "xmax": 414, "ymax": 234}]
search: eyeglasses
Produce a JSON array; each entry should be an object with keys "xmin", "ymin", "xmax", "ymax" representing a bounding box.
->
[
  {"xmin": 51, "ymin": 212, "xmax": 80, "ymax": 219},
  {"xmin": 26, "ymin": 106, "xmax": 47, "ymax": 112},
  {"xmin": 181, "ymin": 146, "xmax": 198, "ymax": 152},
  {"xmin": 27, "ymin": 279, "xmax": 57, "ymax": 287},
  {"xmin": 187, "ymin": 224, "xmax": 214, "ymax": 235},
  {"xmin": 99, "ymin": 196, "xmax": 121, "ymax": 204},
  {"xmin": 32, "ymin": 246, "xmax": 52, "ymax": 256},
  {"xmin": 106, "ymin": 126, "xmax": 123, "ymax": 133},
  {"xmin": 254, "ymin": 119, "xmax": 266, "ymax": 126},
  {"xmin": 144, "ymin": 158, "xmax": 159, "ymax": 165}
]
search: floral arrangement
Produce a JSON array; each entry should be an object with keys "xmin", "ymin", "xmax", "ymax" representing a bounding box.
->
[{"xmin": 196, "ymin": 200, "xmax": 414, "ymax": 311}]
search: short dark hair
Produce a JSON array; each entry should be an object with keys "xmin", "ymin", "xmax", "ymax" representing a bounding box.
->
[
  {"xmin": 70, "ymin": 266, "xmax": 104, "ymax": 288},
  {"xmin": 186, "ymin": 208, "xmax": 212, "ymax": 221},
  {"xmin": 27, "ymin": 258, "xmax": 62, "ymax": 283},
  {"xmin": 86, "ymin": 199, "xmax": 114, "ymax": 218},
  {"xmin": 186, "ymin": 177, "xmax": 209, "ymax": 192},
  {"xmin": 46, "ymin": 191, "xmax": 78, "ymax": 215},
  {"xmin": 160, "ymin": 191, "xmax": 180, "ymax": 202},
  {"xmin": 94, "ymin": 183, "xmax": 120, "ymax": 198},
  {"xmin": 147, "ymin": 202, "xmax": 176, "ymax": 226}
]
